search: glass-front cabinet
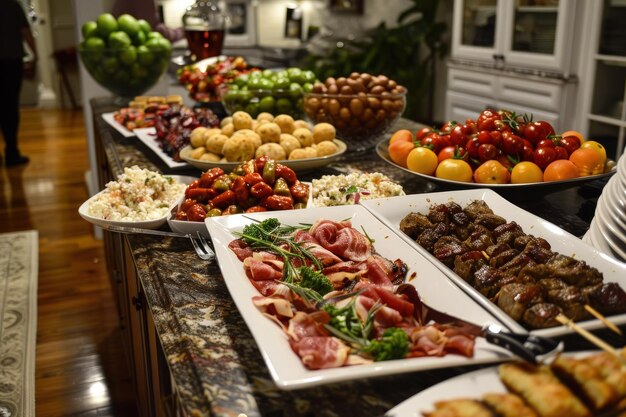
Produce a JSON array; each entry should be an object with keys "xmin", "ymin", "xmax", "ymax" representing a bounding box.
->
[{"xmin": 452, "ymin": 0, "xmax": 576, "ymax": 72}]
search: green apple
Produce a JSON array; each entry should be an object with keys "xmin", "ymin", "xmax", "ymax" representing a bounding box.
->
[
  {"xmin": 82, "ymin": 21, "xmax": 98, "ymax": 39},
  {"xmin": 137, "ymin": 19, "xmax": 152, "ymax": 34},
  {"xmin": 136, "ymin": 45, "xmax": 154, "ymax": 65},
  {"xmin": 96, "ymin": 13, "xmax": 118, "ymax": 38},
  {"xmin": 118, "ymin": 45, "xmax": 137, "ymax": 65},
  {"xmin": 108, "ymin": 31, "xmax": 132, "ymax": 49},
  {"xmin": 117, "ymin": 14, "xmax": 140, "ymax": 38}
]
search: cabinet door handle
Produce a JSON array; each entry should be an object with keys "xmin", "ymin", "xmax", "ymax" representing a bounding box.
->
[{"xmin": 131, "ymin": 295, "xmax": 143, "ymax": 311}]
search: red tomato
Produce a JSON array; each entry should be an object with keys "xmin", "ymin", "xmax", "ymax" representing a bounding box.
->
[
  {"xmin": 450, "ymin": 124, "xmax": 467, "ymax": 146},
  {"xmin": 520, "ymin": 139, "xmax": 535, "ymax": 161},
  {"xmin": 466, "ymin": 137, "xmax": 481, "ymax": 159},
  {"xmin": 533, "ymin": 146, "xmax": 557, "ymax": 169},
  {"xmin": 477, "ymin": 130, "xmax": 493, "ymax": 145},
  {"xmin": 501, "ymin": 133, "xmax": 524, "ymax": 155},
  {"xmin": 416, "ymin": 127, "xmax": 435, "ymax": 141},
  {"xmin": 537, "ymin": 139, "xmax": 555, "ymax": 148},
  {"xmin": 523, "ymin": 122, "xmax": 547, "ymax": 145},
  {"xmin": 478, "ymin": 143, "xmax": 498, "ymax": 162},
  {"xmin": 559, "ymin": 135, "xmax": 581, "ymax": 155},
  {"xmin": 554, "ymin": 146, "xmax": 569, "ymax": 160},
  {"xmin": 438, "ymin": 145, "xmax": 469, "ymax": 163},
  {"xmin": 537, "ymin": 120, "xmax": 556, "ymax": 137},
  {"xmin": 422, "ymin": 132, "xmax": 448, "ymax": 154}
]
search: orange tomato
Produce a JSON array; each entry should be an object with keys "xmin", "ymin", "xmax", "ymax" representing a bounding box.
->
[
  {"xmin": 510, "ymin": 161, "xmax": 543, "ymax": 184},
  {"xmin": 543, "ymin": 159, "xmax": 579, "ymax": 182},
  {"xmin": 569, "ymin": 148, "xmax": 605, "ymax": 176},
  {"xmin": 388, "ymin": 140, "xmax": 415, "ymax": 168},
  {"xmin": 560, "ymin": 130, "xmax": 584, "ymax": 143},
  {"xmin": 406, "ymin": 147, "xmax": 438, "ymax": 175},
  {"xmin": 435, "ymin": 159, "xmax": 473, "ymax": 182},
  {"xmin": 473, "ymin": 160, "xmax": 511, "ymax": 184},
  {"xmin": 389, "ymin": 129, "xmax": 414, "ymax": 145},
  {"xmin": 579, "ymin": 140, "xmax": 607, "ymax": 164}
]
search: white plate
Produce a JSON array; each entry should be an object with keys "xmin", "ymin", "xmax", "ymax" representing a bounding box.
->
[
  {"xmin": 78, "ymin": 175, "xmax": 195, "ymax": 230},
  {"xmin": 594, "ymin": 209, "xmax": 626, "ymax": 261},
  {"xmin": 134, "ymin": 127, "xmax": 189, "ymax": 169},
  {"xmin": 102, "ymin": 112, "xmax": 136, "ymax": 137},
  {"xmin": 386, "ymin": 351, "xmax": 594, "ymax": 417},
  {"xmin": 168, "ymin": 182, "xmax": 313, "ymax": 237},
  {"xmin": 205, "ymin": 205, "xmax": 512, "ymax": 390},
  {"xmin": 179, "ymin": 139, "xmax": 347, "ymax": 173},
  {"xmin": 598, "ymin": 190, "xmax": 626, "ymax": 236},
  {"xmin": 360, "ymin": 189, "xmax": 626, "ymax": 337}
]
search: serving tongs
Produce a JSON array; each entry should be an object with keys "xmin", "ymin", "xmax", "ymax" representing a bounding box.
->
[{"xmin": 395, "ymin": 283, "xmax": 563, "ymax": 364}]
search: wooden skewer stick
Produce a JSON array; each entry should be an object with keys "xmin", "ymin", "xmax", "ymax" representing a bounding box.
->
[
  {"xmin": 584, "ymin": 304, "xmax": 623, "ymax": 336},
  {"xmin": 555, "ymin": 314, "xmax": 622, "ymax": 360}
]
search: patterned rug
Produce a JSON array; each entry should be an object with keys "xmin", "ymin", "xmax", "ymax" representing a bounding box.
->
[{"xmin": 0, "ymin": 231, "xmax": 38, "ymax": 417}]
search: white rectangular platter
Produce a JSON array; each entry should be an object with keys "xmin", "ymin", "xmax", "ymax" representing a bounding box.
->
[
  {"xmin": 360, "ymin": 189, "xmax": 626, "ymax": 338},
  {"xmin": 134, "ymin": 127, "xmax": 189, "ymax": 169},
  {"xmin": 206, "ymin": 205, "xmax": 512, "ymax": 390},
  {"xmin": 102, "ymin": 112, "xmax": 135, "ymax": 137}
]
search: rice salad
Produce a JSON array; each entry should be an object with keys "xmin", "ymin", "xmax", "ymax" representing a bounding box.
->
[
  {"xmin": 312, "ymin": 172, "xmax": 404, "ymax": 207},
  {"xmin": 87, "ymin": 166, "xmax": 186, "ymax": 221}
]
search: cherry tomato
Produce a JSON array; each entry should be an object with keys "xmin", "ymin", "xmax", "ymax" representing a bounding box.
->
[
  {"xmin": 477, "ymin": 130, "xmax": 493, "ymax": 145},
  {"xmin": 464, "ymin": 119, "xmax": 478, "ymax": 135},
  {"xmin": 438, "ymin": 146, "xmax": 469, "ymax": 163},
  {"xmin": 435, "ymin": 159, "xmax": 474, "ymax": 182},
  {"xmin": 466, "ymin": 137, "xmax": 481, "ymax": 159},
  {"xmin": 559, "ymin": 136, "xmax": 581, "ymax": 155},
  {"xmin": 489, "ymin": 130, "xmax": 503, "ymax": 148},
  {"xmin": 537, "ymin": 139, "xmax": 555, "ymax": 148},
  {"xmin": 406, "ymin": 147, "xmax": 439, "ymax": 175},
  {"xmin": 554, "ymin": 145, "xmax": 569, "ymax": 160},
  {"xmin": 533, "ymin": 146, "xmax": 557, "ymax": 170},
  {"xmin": 440, "ymin": 120, "xmax": 459, "ymax": 134},
  {"xmin": 537, "ymin": 120, "xmax": 556, "ymax": 137},
  {"xmin": 523, "ymin": 122, "xmax": 547, "ymax": 145},
  {"xmin": 510, "ymin": 161, "xmax": 544, "ymax": 184},
  {"xmin": 389, "ymin": 129, "xmax": 414, "ymax": 145},
  {"xmin": 477, "ymin": 110, "xmax": 501, "ymax": 131},
  {"xmin": 416, "ymin": 127, "xmax": 435, "ymax": 142},
  {"xmin": 422, "ymin": 132, "xmax": 448, "ymax": 154},
  {"xmin": 543, "ymin": 159, "xmax": 579, "ymax": 182},
  {"xmin": 478, "ymin": 143, "xmax": 498, "ymax": 162},
  {"xmin": 501, "ymin": 133, "xmax": 524, "ymax": 156},
  {"xmin": 569, "ymin": 148, "xmax": 605, "ymax": 176},
  {"xmin": 560, "ymin": 130, "xmax": 584, "ymax": 143},
  {"xmin": 520, "ymin": 139, "xmax": 535, "ymax": 161},
  {"xmin": 450, "ymin": 124, "xmax": 467, "ymax": 147},
  {"xmin": 579, "ymin": 140, "xmax": 607, "ymax": 165},
  {"xmin": 474, "ymin": 160, "xmax": 511, "ymax": 184},
  {"xmin": 388, "ymin": 140, "xmax": 415, "ymax": 168}
]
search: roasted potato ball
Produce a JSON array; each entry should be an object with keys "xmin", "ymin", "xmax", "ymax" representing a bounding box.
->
[
  {"xmin": 279, "ymin": 133, "xmax": 301, "ymax": 156},
  {"xmin": 199, "ymin": 152, "xmax": 221, "ymax": 162},
  {"xmin": 315, "ymin": 140, "xmax": 339, "ymax": 157},
  {"xmin": 255, "ymin": 143, "xmax": 287, "ymax": 160},
  {"xmin": 201, "ymin": 128, "xmax": 222, "ymax": 143},
  {"xmin": 221, "ymin": 123, "xmax": 235, "ymax": 137},
  {"xmin": 220, "ymin": 116, "xmax": 233, "ymax": 127},
  {"xmin": 289, "ymin": 146, "xmax": 317, "ymax": 160},
  {"xmin": 232, "ymin": 111, "xmax": 254, "ymax": 130},
  {"xmin": 313, "ymin": 123, "xmax": 336, "ymax": 144},
  {"xmin": 205, "ymin": 134, "xmax": 229, "ymax": 155},
  {"xmin": 256, "ymin": 122, "xmax": 281, "ymax": 144},
  {"xmin": 190, "ymin": 146, "xmax": 206, "ymax": 159},
  {"xmin": 274, "ymin": 114, "xmax": 295, "ymax": 134},
  {"xmin": 190, "ymin": 127, "xmax": 208, "ymax": 148},
  {"xmin": 256, "ymin": 112, "xmax": 274, "ymax": 122},
  {"xmin": 231, "ymin": 129, "xmax": 262, "ymax": 149},
  {"xmin": 293, "ymin": 120, "xmax": 310, "ymax": 130},
  {"xmin": 222, "ymin": 135, "xmax": 255, "ymax": 162},
  {"xmin": 292, "ymin": 127, "xmax": 314, "ymax": 147}
]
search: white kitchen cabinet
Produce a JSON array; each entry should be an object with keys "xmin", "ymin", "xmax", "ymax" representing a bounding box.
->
[
  {"xmin": 451, "ymin": 0, "xmax": 576, "ymax": 73},
  {"xmin": 576, "ymin": 0, "xmax": 626, "ymax": 159},
  {"xmin": 446, "ymin": 0, "xmax": 579, "ymax": 134}
]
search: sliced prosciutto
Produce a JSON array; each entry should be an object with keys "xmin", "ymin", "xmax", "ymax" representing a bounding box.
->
[
  {"xmin": 309, "ymin": 219, "xmax": 372, "ymax": 262},
  {"xmin": 230, "ymin": 216, "xmax": 477, "ymax": 370}
]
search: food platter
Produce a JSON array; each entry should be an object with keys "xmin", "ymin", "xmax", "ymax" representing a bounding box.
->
[
  {"xmin": 179, "ymin": 139, "xmax": 347, "ymax": 173},
  {"xmin": 360, "ymin": 189, "xmax": 626, "ymax": 337},
  {"xmin": 385, "ymin": 351, "xmax": 594, "ymax": 417},
  {"xmin": 205, "ymin": 205, "xmax": 512, "ymax": 390},
  {"xmin": 376, "ymin": 139, "xmax": 616, "ymax": 190},
  {"xmin": 102, "ymin": 112, "xmax": 135, "ymax": 137},
  {"xmin": 134, "ymin": 127, "xmax": 189, "ymax": 169},
  {"xmin": 168, "ymin": 182, "xmax": 313, "ymax": 237},
  {"xmin": 78, "ymin": 175, "xmax": 194, "ymax": 230}
]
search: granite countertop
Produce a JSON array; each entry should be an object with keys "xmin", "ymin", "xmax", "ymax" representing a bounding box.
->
[{"xmin": 91, "ymin": 97, "xmax": 620, "ymax": 417}]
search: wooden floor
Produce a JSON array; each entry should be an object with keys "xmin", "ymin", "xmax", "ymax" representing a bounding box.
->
[{"xmin": 0, "ymin": 108, "xmax": 138, "ymax": 416}]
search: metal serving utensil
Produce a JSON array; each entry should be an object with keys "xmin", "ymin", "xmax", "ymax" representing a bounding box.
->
[{"xmin": 395, "ymin": 283, "xmax": 563, "ymax": 364}]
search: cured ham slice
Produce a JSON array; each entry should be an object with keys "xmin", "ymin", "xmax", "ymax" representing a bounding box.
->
[
  {"xmin": 253, "ymin": 295, "xmax": 294, "ymax": 319},
  {"xmin": 290, "ymin": 336, "xmax": 350, "ymax": 369},
  {"xmin": 229, "ymin": 239, "xmax": 253, "ymax": 261},
  {"xmin": 310, "ymin": 219, "xmax": 372, "ymax": 262},
  {"xmin": 292, "ymin": 229, "xmax": 342, "ymax": 266},
  {"xmin": 243, "ymin": 257, "xmax": 283, "ymax": 281},
  {"xmin": 286, "ymin": 311, "xmax": 330, "ymax": 341}
]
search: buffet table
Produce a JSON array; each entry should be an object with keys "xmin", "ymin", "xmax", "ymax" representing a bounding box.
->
[{"xmin": 90, "ymin": 97, "xmax": 624, "ymax": 417}]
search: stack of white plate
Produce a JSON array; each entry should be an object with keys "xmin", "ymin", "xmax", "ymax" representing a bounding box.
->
[{"xmin": 583, "ymin": 151, "xmax": 626, "ymax": 262}]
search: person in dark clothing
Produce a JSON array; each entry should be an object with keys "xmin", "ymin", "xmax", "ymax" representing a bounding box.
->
[{"xmin": 0, "ymin": 0, "xmax": 38, "ymax": 167}]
